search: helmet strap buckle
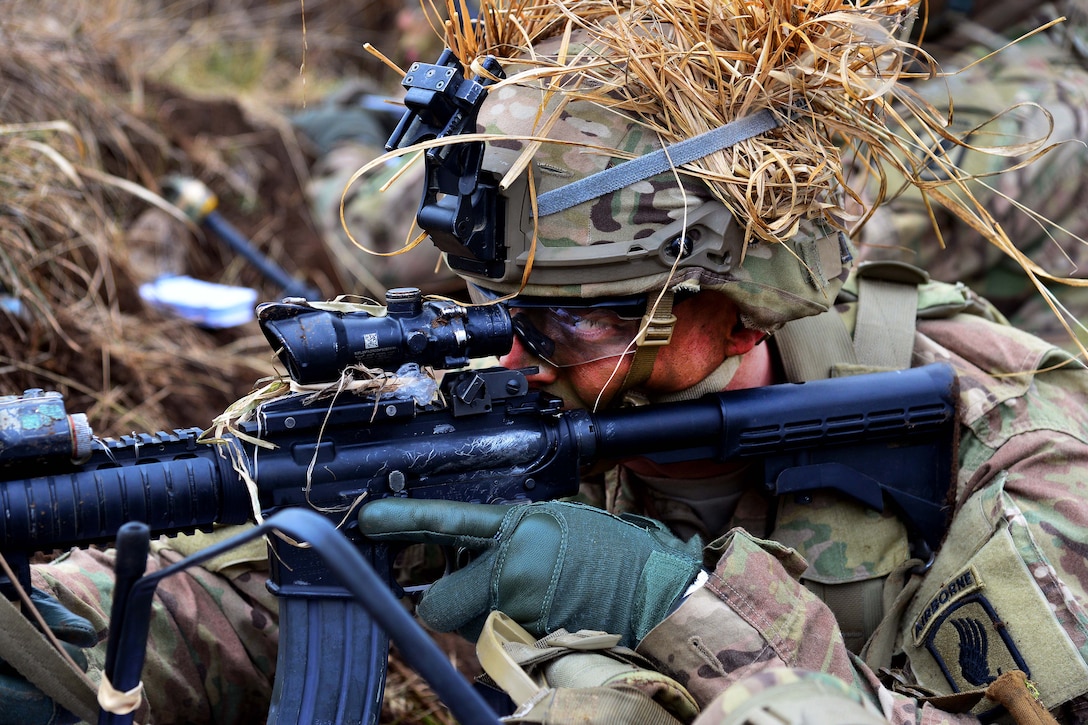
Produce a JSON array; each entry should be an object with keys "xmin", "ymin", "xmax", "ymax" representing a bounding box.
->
[{"xmin": 621, "ymin": 290, "xmax": 677, "ymax": 390}]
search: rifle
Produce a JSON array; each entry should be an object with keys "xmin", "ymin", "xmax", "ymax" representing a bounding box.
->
[{"xmin": 0, "ymin": 286, "xmax": 960, "ymax": 724}]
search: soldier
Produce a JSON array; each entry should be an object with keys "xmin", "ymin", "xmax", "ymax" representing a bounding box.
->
[
  {"xmin": 353, "ymin": 2, "xmax": 1088, "ymax": 723},
  {"xmin": 4, "ymin": 1, "xmax": 1088, "ymax": 724},
  {"xmin": 856, "ymin": 0, "xmax": 1088, "ymax": 347},
  {"xmin": 293, "ymin": 80, "xmax": 464, "ymax": 298}
]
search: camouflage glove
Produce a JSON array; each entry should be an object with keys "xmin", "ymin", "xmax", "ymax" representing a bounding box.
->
[
  {"xmin": 0, "ymin": 589, "xmax": 97, "ymax": 725},
  {"xmin": 359, "ymin": 499, "xmax": 705, "ymax": 647}
]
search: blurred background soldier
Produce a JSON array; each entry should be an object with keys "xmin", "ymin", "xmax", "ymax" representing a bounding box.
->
[
  {"xmin": 293, "ymin": 79, "xmax": 464, "ymax": 299},
  {"xmin": 856, "ymin": 0, "xmax": 1088, "ymax": 348}
]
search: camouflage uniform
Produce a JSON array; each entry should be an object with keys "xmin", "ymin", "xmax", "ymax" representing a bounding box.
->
[
  {"xmin": 12, "ymin": 10, "xmax": 1088, "ymax": 724},
  {"xmin": 856, "ymin": 2, "xmax": 1088, "ymax": 347},
  {"xmin": 29, "ymin": 528, "xmax": 277, "ymax": 724},
  {"xmin": 596, "ymin": 278, "xmax": 1088, "ymax": 723},
  {"xmin": 459, "ymin": 28, "xmax": 1088, "ymax": 720}
]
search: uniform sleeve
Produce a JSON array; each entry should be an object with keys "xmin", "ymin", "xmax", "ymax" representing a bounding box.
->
[
  {"xmin": 635, "ymin": 529, "xmax": 983, "ymax": 724},
  {"xmin": 30, "ymin": 537, "xmax": 278, "ymax": 725},
  {"xmin": 910, "ymin": 319, "xmax": 1088, "ymax": 715}
]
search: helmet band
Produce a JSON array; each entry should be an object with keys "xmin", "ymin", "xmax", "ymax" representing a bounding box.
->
[{"xmin": 535, "ymin": 108, "xmax": 782, "ymax": 217}]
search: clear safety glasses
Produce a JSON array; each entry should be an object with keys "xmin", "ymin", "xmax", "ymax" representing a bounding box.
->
[{"xmin": 469, "ymin": 286, "xmax": 647, "ymax": 368}]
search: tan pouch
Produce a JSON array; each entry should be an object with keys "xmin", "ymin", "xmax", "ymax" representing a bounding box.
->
[
  {"xmin": 477, "ymin": 610, "xmax": 700, "ymax": 724},
  {"xmin": 155, "ymin": 523, "xmax": 267, "ymax": 577}
]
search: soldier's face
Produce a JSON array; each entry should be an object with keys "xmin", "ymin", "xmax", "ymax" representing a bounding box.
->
[{"xmin": 498, "ymin": 291, "xmax": 769, "ymax": 409}]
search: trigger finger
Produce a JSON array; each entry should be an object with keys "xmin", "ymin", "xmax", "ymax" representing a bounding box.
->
[{"xmin": 358, "ymin": 499, "xmax": 510, "ymax": 550}]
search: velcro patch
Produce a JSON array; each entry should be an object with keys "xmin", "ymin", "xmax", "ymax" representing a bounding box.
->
[
  {"xmin": 914, "ymin": 567, "xmax": 1029, "ymax": 692},
  {"xmin": 913, "ymin": 566, "xmax": 983, "ymax": 645}
]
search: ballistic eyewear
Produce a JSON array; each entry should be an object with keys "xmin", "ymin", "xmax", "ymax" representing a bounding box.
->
[{"xmin": 468, "ymin": 286, "xmax": 649, "ymax": 368}]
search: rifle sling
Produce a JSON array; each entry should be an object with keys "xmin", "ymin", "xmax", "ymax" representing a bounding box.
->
[
  {"xmin": 0, "ymin": 592, "xmax": 101, "ymax": 724},
  {"xmin": 774, "ymin": 311, "xmax": 857, "ymax": 382}
]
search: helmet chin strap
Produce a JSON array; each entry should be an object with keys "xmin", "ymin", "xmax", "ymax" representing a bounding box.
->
[{"xmin": 619, "ymin": 289, "xmax": 677, "ymax": 391}]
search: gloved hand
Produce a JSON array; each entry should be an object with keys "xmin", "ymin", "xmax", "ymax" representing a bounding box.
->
[
  {"xmin": 359, "ymin": 499, "xmax": 705, "ymax": 647},
  {"xmin": 0, "ymin": 589, "xmax": 97, "ymax": 725}
]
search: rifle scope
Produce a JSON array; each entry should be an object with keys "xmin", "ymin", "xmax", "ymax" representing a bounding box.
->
[{"xmin": 257, "ymin": 287, "xmax": 513, "ymax": 384}]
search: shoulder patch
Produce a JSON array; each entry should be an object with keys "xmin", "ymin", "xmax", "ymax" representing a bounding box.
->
[
  {"xmin": 913, "ymin": 567, "xmax": 983, "ymax": 644},
  {"xmin": 914, "ymin": 567, "xmax": 1029, "ymax": 692}
]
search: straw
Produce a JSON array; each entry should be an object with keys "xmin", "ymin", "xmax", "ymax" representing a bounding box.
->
[{"xmin": 397, "ymin": 0, "xmax": 1087, "ymax": 354}]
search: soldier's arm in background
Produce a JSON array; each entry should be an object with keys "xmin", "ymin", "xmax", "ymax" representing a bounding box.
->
[
  {"xmin": 857, "ymin": 5, "xmax": 1088, "ymax": 348},
  {"xmin": 30, "ymin": 528, "xmax": 277, "ymax": 725}
]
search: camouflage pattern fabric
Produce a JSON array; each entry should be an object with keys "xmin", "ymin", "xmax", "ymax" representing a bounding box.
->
[
  {"xmin": 28, "ymin": 527, "xmax": 277, "ymax": 725},
  {"xmin": 856, "ymin": 5, "xmax": 1088, "ymax": 348},
  {"xmin": 629, "ymin": 286, "xmax": 1088, "ymax": 723},
  {"xmin": 467, "ymin": 33, "xmax": 853, "ymax": 336},
  {"xmin": 691, "ymin": 669, "xmax": 891, "ymax": 725},
  {"xmin": 306, "ymin": 143, "xmax": 464, "ymax": 297}
]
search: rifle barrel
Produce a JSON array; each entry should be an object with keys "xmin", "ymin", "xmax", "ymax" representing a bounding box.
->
[{"xmin": 0, "ymin": 430, "xmax": 251, "ymax": 552}]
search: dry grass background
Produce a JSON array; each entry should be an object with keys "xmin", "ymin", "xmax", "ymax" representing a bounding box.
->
[
  {"xmin": 0, "ymin": 0, "xmax": 421, "ymax": 435},
  {"xmin": 0, "ymin": 1, "xmax": 460, "ymax": 721}
]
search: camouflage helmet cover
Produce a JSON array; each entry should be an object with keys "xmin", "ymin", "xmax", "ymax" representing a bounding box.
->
[{"xmin": 458, "ymin": 32, "xmax": 854, "ymax": 334}]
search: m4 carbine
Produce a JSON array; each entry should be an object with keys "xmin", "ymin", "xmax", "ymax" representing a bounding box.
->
[{"xmin": 0, "ymin": 287, "xmax": 959, "ymax": 724}]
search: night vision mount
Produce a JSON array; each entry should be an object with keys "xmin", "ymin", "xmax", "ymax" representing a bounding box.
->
[{"xmin": 385, "ymin": 50, "xmax": 508, "ymax": 279}]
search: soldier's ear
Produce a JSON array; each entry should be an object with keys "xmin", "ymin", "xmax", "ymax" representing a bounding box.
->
[{"xmin": 723, "ymin": 327, "xmax": 765, "ymax": 357}]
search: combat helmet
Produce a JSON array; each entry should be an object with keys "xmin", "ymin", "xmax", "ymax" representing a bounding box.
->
[
  {"xmin": 463, "ymin": 52, "xmax": 855, "ymax": 337},
  {"xmin": 383, "ymin": 0, "xmax": 934, "ymax": 379}
]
